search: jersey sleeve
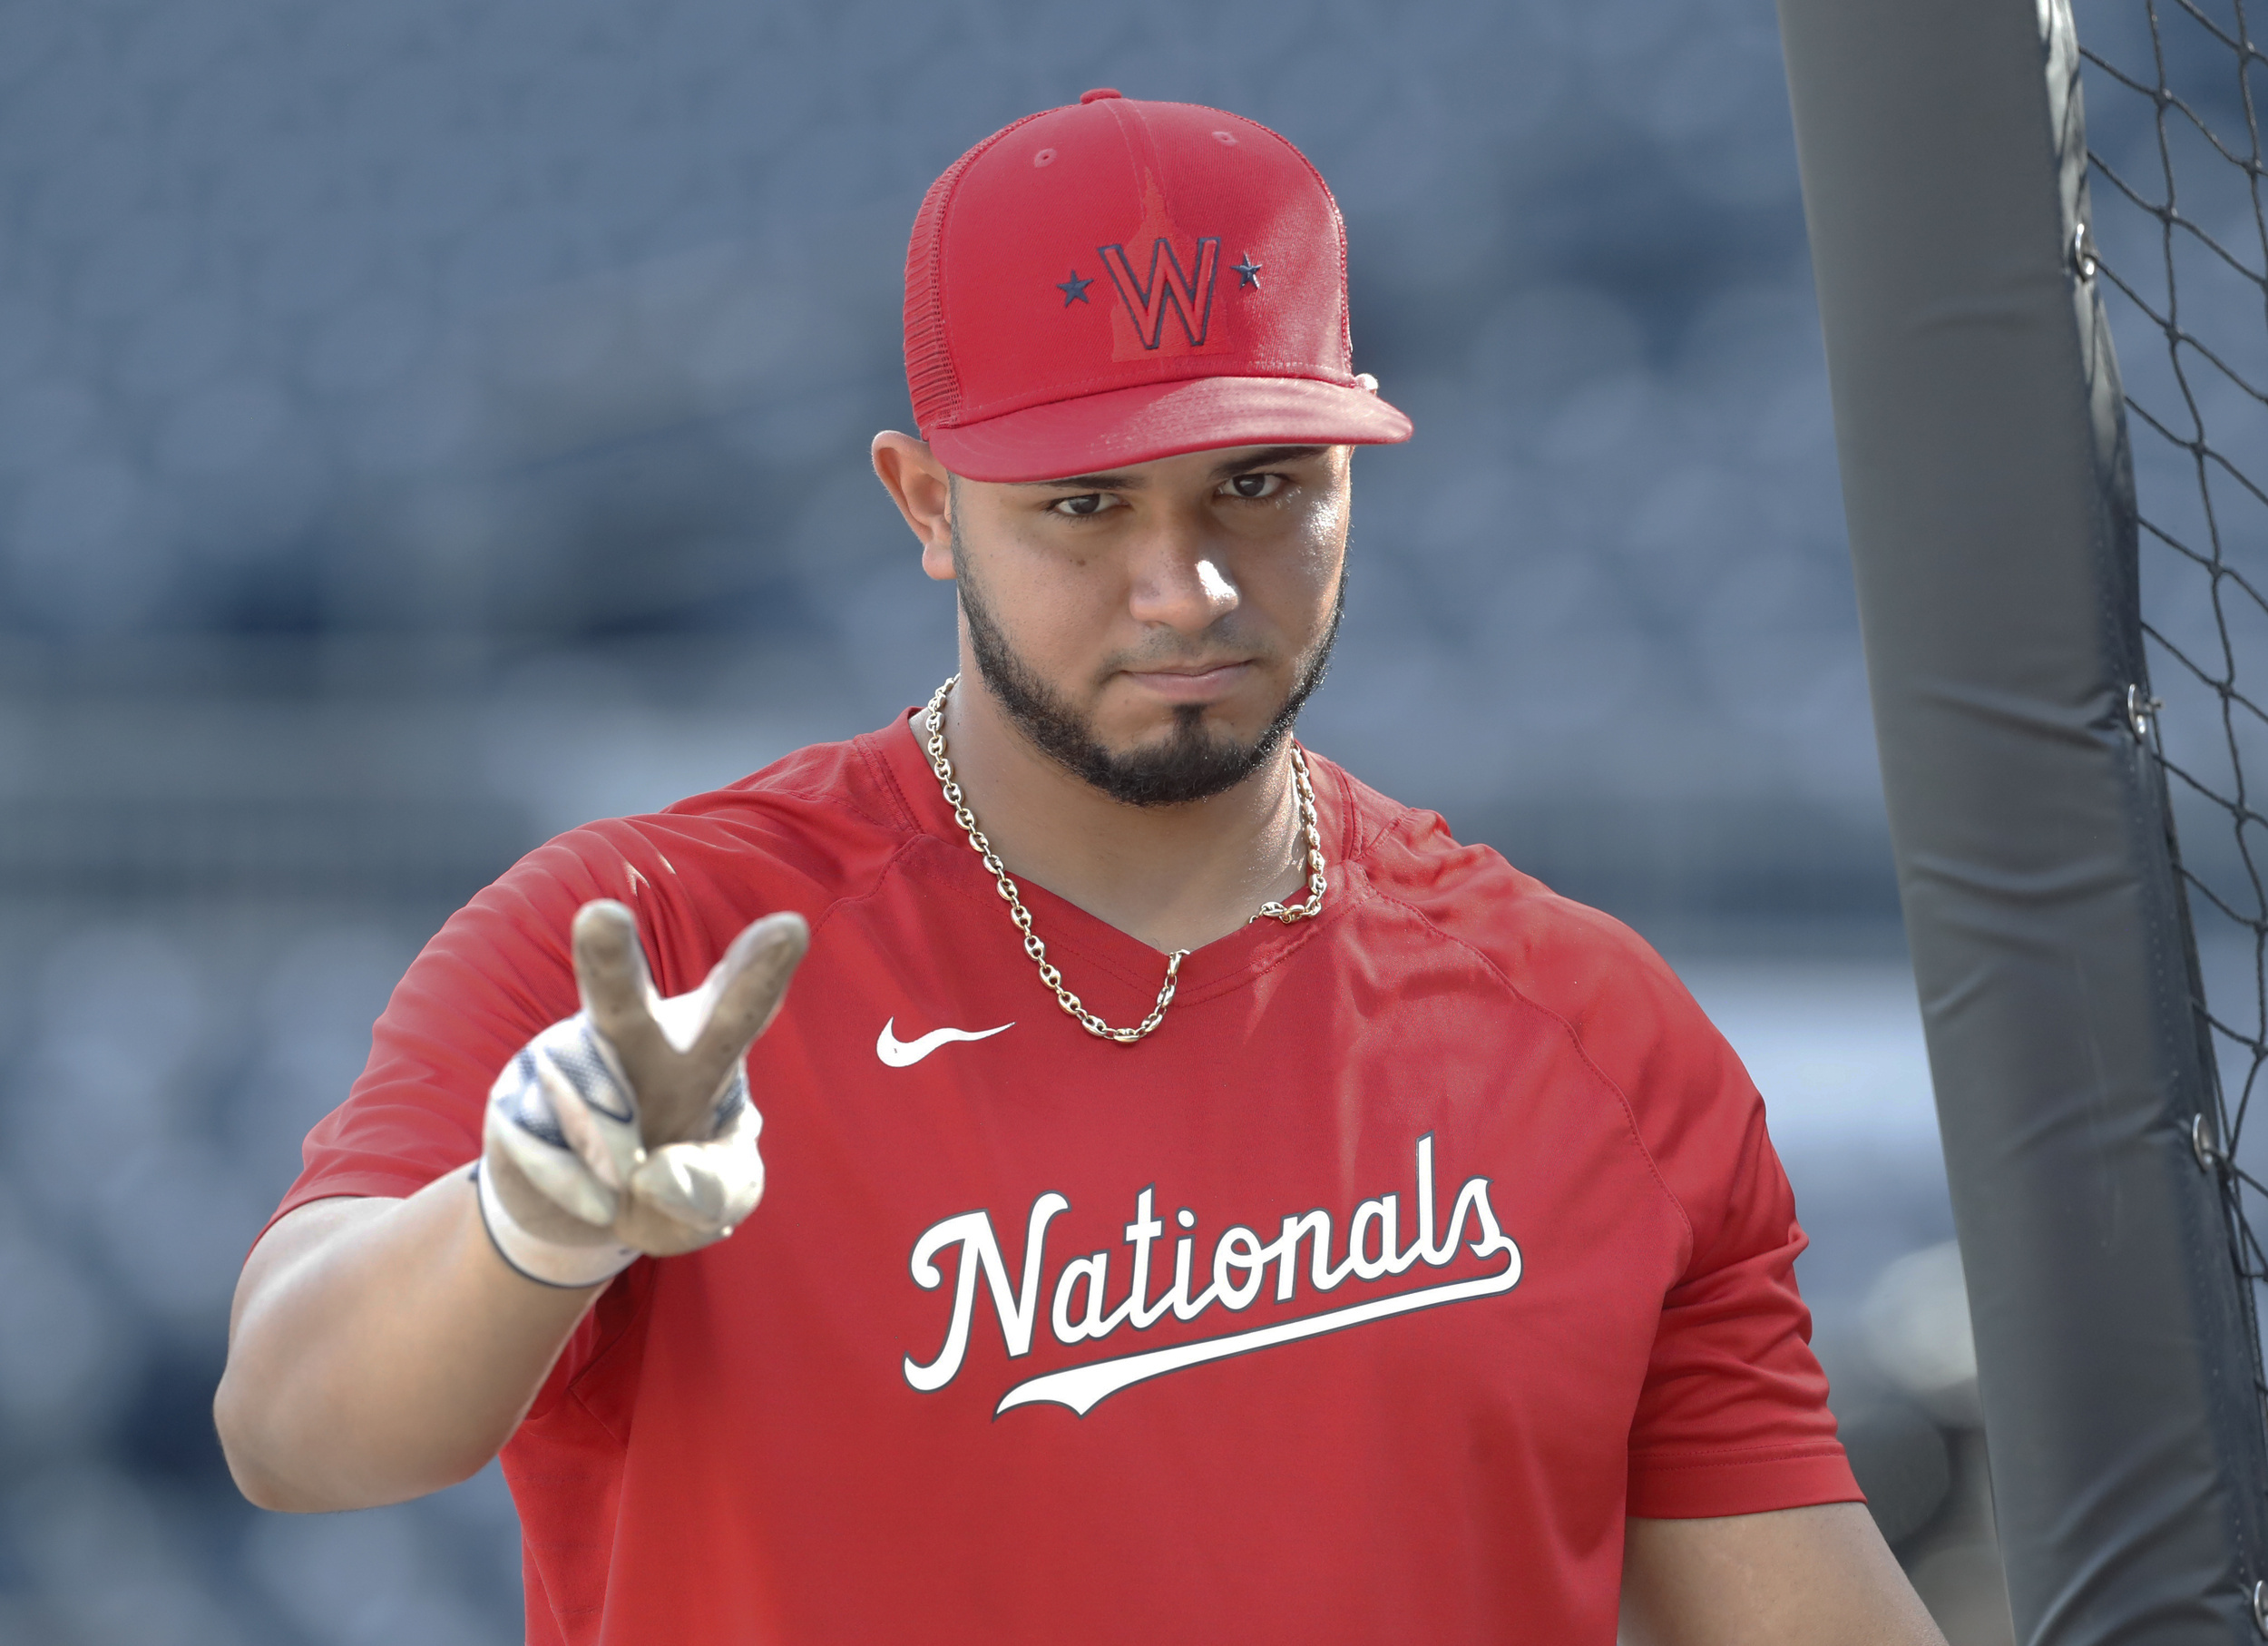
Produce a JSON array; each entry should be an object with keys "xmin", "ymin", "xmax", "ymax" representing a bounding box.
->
[
  {"xmin": 1385, "ymin": 808, "xmax": 1865, "ymax": 1522},
  {"xmin": 1574, "ymin": 921, "xmax": 1862, "ymax": 1518},
  {"xmin": 1622, "ymin": 1072, "xmax": 1858, "ymax": 1516},
  {"xmin": 261, "ymin": 829, "xmax": 627, "ymax": 1231}
]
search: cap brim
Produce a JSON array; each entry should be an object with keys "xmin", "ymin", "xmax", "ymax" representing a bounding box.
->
[{"xmin": 926, "ymin": 376, "xmax": 1413, "ymax": 485}]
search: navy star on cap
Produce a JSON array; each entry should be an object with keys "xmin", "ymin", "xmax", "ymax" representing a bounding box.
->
[
  {"xmin": 1233, "ymin": 254, "xmax": 1262, "ymax": 288},
  {"xmin": 1057, "ymin": 269, "xmax": 1093, "ymax": 305}
]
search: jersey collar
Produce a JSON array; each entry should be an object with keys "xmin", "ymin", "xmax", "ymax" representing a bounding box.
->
[{"xmin": 857, "ymin": 705, "xmax": 1366, "ymax": 1011}]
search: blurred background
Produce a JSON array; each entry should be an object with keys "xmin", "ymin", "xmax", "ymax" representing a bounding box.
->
[{"xmin": 0, "ymin": 0, "xmax": 2019, "ymax": 1640}]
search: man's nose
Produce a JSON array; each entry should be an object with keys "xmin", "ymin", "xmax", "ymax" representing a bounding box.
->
[{"xmin": 1125, "ymin": 511, "xmax": 1239, "ymax": 633}]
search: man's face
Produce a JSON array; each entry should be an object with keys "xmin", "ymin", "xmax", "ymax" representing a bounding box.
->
[{"xmin": 942, "ymin": 444, "xmax": 1352, "ymax": 807}]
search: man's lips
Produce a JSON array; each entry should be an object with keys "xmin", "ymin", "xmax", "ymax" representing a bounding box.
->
[{"xmin": 1119, "ymin": 661, "xmax": 1256, "ymax": 703}]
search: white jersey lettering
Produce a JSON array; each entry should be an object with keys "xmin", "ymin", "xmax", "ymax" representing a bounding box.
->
[
  {"xmin": 903, "ymin": 1191, "xmax": 1070, "ymax": 1391},
  {"xmin": 903, "ymin": 1134, "xmax": 1521, "ymax": 1411}
]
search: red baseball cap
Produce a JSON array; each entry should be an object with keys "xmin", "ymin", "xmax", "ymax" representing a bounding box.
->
[{"xmin": 902, "ymin": 89, "xmax": 1413, "ymax": 484}]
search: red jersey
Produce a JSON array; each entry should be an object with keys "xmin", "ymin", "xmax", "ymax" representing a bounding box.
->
[{"xmin": 275, "ymin": 714, "xmax": 1858, "ymax": 1645}]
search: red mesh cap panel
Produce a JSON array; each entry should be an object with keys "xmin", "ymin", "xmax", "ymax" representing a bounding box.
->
[{"xmin": 902, "ymin": 108, "xmax": 1053, "ymax": 439}]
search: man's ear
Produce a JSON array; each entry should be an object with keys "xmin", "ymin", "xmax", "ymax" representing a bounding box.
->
[{"xmin": 870, "ymin": 432, "xmax": 957, "ymax": 583}]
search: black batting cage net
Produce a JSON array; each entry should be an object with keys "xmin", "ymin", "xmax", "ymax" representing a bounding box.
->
[
  {"xmin": 1784, "ymin": 0, "xmax": 2268, "ymax": 1631},
  {"xmin": 2082, "ymin": 0, "xmax": 2268, "ymax": 1460}
]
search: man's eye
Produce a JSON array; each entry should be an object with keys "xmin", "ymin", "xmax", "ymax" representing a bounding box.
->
[
  {"xmin": 1223, "ymin": 473, "xmax": 1286, "ymax": 500},
  {"xmin": 1048, "ymin": 493, "xmax": 1116, "ymax": 517}
]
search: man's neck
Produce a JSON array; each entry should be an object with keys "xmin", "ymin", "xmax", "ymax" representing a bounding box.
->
[{"xmin": 905, "ymin": 686, "xmax": 1309, "ymax": 956}]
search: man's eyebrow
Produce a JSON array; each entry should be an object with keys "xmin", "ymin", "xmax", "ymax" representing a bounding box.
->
[
  {"xmin": 1014, "ymin": 469, "xmax": 1143, "ymax": 490},
  {"xmin": 1208, "ymin": 445, "xmax": 1328, "ymax": 480},
  {"xmin": 1012, "ymin": 446, "xmax": 1330, "ymax": 491}
]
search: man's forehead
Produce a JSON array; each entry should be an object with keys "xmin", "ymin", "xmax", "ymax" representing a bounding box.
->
[{"xmin": 1002, "ymin": 445, "xmax": 1336, "ymax": 491}]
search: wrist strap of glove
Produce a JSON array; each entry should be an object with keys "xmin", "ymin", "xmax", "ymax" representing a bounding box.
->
[{"xmin": 474, "ymin": 1161, "xmax": 638, "ymax": 1289}]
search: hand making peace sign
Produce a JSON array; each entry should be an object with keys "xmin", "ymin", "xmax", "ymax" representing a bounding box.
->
[{"xmin": 478, "ymin": 899, "xmax": 810, "ymax": 1286}]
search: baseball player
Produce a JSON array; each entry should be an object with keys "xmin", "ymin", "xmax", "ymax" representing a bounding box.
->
[{"xmin": 217, "ymin": 91, "xmax": 1946, "ymax": 1645}]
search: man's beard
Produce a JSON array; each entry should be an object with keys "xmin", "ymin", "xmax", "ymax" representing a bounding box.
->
[{"xmin": 952, "ymin": 526, "xmax": 1344, "ymax": 808}]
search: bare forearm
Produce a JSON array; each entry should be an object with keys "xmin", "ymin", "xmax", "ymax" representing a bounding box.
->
[
  {"xmin": 215, "ymin": 1171, "xmax": 600, "ymax": 1512},
  {"xmin": 1620, "ymin": 1504, "xmax": 1946, "ymax": 1646}
]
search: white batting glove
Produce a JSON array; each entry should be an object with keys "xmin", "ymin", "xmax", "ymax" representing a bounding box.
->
[{"xmin": 476, "ymin": 900, "xmax": 809, "ymax": 1288}]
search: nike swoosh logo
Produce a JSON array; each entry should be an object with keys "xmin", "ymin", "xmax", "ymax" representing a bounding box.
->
[
  {"xmin": 993, "ymin": 1249, "xmax": 1522, "ymax": 1418},
  {"xmin": 876, "ymin": 1018, "xmax": 1013, "ymax": 1067}
]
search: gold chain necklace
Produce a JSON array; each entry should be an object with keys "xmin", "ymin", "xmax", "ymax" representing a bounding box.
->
[{"xmin": 921, "ymin": 674, "xmax": 1327, "ymax": 1043}]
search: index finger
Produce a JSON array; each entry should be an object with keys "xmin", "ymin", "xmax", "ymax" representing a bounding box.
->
[{"xmin": 572, "ymin": 900, "xmax": 666, "ymax": 1062}]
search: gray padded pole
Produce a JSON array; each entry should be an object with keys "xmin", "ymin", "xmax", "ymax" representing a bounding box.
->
[{"xmin": 1774, "ymin": 0, "xmax": 2268, "ymax": 1639}]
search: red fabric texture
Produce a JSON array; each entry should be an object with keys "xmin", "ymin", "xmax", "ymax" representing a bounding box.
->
[{"xmin": 274, "ymin": 714, "xmax": 1858, "ymax": 1645}]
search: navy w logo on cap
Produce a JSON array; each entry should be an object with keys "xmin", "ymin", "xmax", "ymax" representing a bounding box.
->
[{"xmin": 1097, "ymin": 235, "xmax": 1221, "ymax": 351}]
